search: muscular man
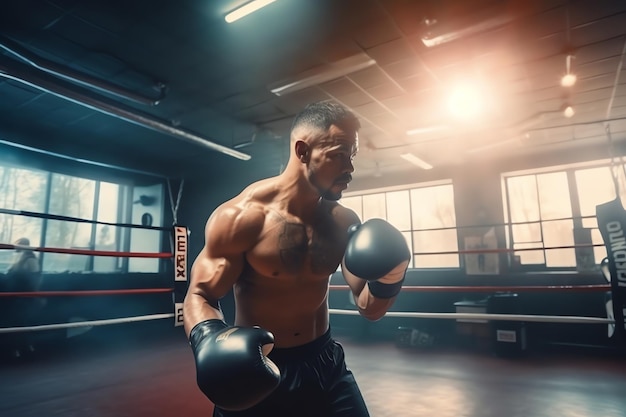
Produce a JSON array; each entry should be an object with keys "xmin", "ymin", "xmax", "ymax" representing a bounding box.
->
[{"xmin": 183, "ymin": 101, "xmax": 410, "ymax": 417}]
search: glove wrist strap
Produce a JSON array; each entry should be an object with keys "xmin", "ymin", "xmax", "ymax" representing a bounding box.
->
[{"xmin": 368, "ymin": 278, "xmax": 404, "ymax": 299}]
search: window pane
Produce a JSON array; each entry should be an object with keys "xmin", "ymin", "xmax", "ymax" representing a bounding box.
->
[
  {"xmin": 386, "ymin": 191, "xmax": 411, "ymax": 231},
  {"xmin": 410, "ymin": 184, "xmax": 456, "ymax": 229},
  {"xmin": 362, "ymin": 193, "xmax": 386, "ymax": 221},
  {"xmin": 44, "ymin": 174, "xmax": 96, "ymax": 272},
  {"xmin": 582, "ymin": 218, "xmax": 607, "ymax": 264},
  {"xmin": 543, "ymin": 220, "xmax": 575, "ymax": 267},
  {"xmin": 413, "ymin": 230, "xmax": 459, "ymax": 268},
  {"xmin": 94, "ymin": 182, "xmax": 121, "ymax": 272},
  {"xmin": 511, "ymin": 222, "xmax": 541, "ymax": 243},
  {"xmin": 576, "ymin": 167, "xmax": 616, "ymax": 217},
  {"xmin": 507, "ymin": 175, "xmax": 540, "ymax": 223},
  {"xmin": 129, "ymin": 184, "xmax": 163, "ymax": 273},
  {"xmin": 0, "ymin": 167, "xmax": 47, "ymax": 271},
  {"xmin": 48, "ymin": 174, "xmax": 96, "ymax": 218},
  {"xmin": 537, "ymin": 172, "xmax": 571, "ymax": 220},
  {"xmin": 514, "ymin": 242, "xmax": 544, "ymax": 264}
]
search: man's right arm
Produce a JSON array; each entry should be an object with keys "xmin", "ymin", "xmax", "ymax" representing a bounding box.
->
[
  {"xmin": 183, "ymin": 203, "xmax": 261, "ymax": 337},
  {"xmin": 182, "ymin": 203, "xmax": 281, "ymax": 411}
]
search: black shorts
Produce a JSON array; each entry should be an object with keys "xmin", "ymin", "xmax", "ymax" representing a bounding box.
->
[{"xmin": 213, "ymin": 328, "xmax": 370, "ymax": 417}]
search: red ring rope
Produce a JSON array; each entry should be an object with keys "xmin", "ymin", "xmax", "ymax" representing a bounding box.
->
[
  {"xmin": 0, "ymin": 288, "xmax": 174, "ymax": 297},
  {"xmin": 0, "ymin": 243, "xmax": 172, "ymax": 258}
]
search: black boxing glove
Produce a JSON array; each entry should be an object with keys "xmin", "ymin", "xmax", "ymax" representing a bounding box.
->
[
  {"xmin": 189, "ymin": 319, "xmax": 281, "ymax": 411},
  {"xmin": 344, "ymin": 219, "xmax": 411, "ymax": 298}
]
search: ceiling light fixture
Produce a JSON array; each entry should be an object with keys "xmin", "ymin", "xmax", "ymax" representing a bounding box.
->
[
  {"xmin": 421, "ymin": 15, "xmax": 512, "ymax": 48},
  {"xmin": 225, "ymin": 0, "xmax": 276, "ymax": 23},
  {"xmin": 406, "ymin": 125, "xmax": 450, "ymax": 136},
  {"xmin": 400, "ymin": 153, "xmax": 433, "ymax": 170},
  {"xmin": 269, "ymin": 52, "xmax": 376, "ymax": 96},
  {"xmin": 563, "ymin": 105, "xmax": 575, "ymax": 118},
  {"xmin": 560, "ymin": 54, "xmax": 577, "ymax": 87},
  {"xmin": 561, "ymin": 73, "xmax": 577, "ymax": 87}
]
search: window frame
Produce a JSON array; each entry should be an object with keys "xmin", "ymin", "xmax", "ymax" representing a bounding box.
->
[
  {"xmin": 502, "ymin": 158, "xmax": 618, "ymax": 271},
  {"xmin": 342, "ymin": 179, "xmax": 459, "ymax": 270}
]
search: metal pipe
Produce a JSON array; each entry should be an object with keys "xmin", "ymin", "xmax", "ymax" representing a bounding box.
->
[
  {"xmin": 0, "ymin": 35, "xmax": 165, "ymax": 106},
  {"xmin": 0, "ymin": 56, "xmax": 251, "ymax": 161},
  {"xmin": 605, "ymin": 36, "xmax": 626, "ymax": 121}
]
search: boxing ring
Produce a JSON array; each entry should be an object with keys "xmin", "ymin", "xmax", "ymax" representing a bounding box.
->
[{"xmin": 0, "ymin": 204, "xmax": 624, "ymax": 352}]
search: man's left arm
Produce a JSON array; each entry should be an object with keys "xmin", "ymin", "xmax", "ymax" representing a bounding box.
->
[{"xmin": 341, "ymin": 219, "xmax": 411, "ymax": 321}]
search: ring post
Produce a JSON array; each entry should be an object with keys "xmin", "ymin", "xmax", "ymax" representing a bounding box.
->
[{"xmin": 173, "ymin": 225, "xmax": 188, "ymax": 327}]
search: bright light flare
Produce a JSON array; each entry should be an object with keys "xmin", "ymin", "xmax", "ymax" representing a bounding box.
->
[{"xmin": 447, "ymin": 83, "xmax": 486, "ymax": 121}]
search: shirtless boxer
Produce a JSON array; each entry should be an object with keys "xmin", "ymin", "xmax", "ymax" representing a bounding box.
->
[{"xmin": 183, "ymin": 101, "xmax": 411, "ymax": 417}]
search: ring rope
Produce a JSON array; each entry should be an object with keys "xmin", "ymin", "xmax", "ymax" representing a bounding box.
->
[
  {"xmin": 0, "ymin": 243, "xmax": 172, "ymax": 258},
  {"xmin": 328, "ymin": 309, "xmax": 614, "ymax": 324},
  {"xmin": 329, "ymin": 284, "xmax": 611, "ymax": 292},
  {"xmin": 0, "ymin": 207, "xmax": 170, "ymax": 231},
  {"xmin": 414, "ymin": 243, "xmax": 605, "ymax": 256},
  {"xmin": 0, "ymin": 310, "xmax": 611, "ymax": 335},
  {"xmin": 0, "ymin": 313, "xmax": 175, "ymax": 334},
  {"xmin": 0, "ymin": 285, "xmax": 608, "ymax": 298},
  {"xmin": 0, "ymin": 288, "xmax": 173, "ymax": 297},
  {"xmin": 399, "ymin": 215, "xmax": 599, "ymax": 234},
  {"xmin": 0, "ymin": 241, "xmax": 603, "ymax": 258}
]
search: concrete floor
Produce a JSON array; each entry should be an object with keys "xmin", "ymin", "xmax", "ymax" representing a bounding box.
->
[{"xmin": 1, "ymin": 325, "xmax": 625, "ymax": 417}]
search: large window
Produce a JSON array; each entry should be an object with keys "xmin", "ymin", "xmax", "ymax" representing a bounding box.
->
[
  {"xmin": 341, "ymin": 181, "xmax": 458, "ymax": 268},
  {"xmin": 0, "ymin": 162, "xmax": 162, "ymax": 274},
  {"xmin": 502, "ymin": 160, "xmax": 625, "ymax": 269}
]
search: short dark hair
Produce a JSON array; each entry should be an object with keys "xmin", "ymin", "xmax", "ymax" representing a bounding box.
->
[{"xmin": 291, "ymin": 101, "xmax": 360, "ymax": 134}]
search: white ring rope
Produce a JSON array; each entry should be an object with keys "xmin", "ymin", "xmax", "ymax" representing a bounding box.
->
[
  {"xmin": 0, "ymin": 313, "xmax": 175, "ymax": 334},
  {"xmin": 0, "ymin": 310, "xmax": 614, "ymax": 335},
  {"xmin": 329, "ymin": 309, "xmax": 614, "ymax": 324}
]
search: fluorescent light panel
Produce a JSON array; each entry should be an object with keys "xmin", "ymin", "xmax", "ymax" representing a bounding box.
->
[
  {"xmin": 406, "ymin": 125, "xmax": 450, "ymax": 136},
  {"xmin": 421, "ymin": 14, "xmax": 512, "ymax": 48},
  {"xmin": 225, "ymin": 0, "xmax": 276, "ymax": 23},
  {"xmin": 269, "ymin": 53, "xmax": 376, "ymax": 96},
  {"xmin": 400, "ymin": 153, "xmax": 433, "ymax": 170}
]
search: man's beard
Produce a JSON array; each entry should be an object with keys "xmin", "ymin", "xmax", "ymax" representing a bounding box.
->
[{"xmin": 309, "ymin": 171, "xmax": 347, "ymax": 201}]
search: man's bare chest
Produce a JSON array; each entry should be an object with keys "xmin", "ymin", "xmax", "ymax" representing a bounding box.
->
[{"xmin": 247, "ymin": 213, "xmax": 346, "ymax": 278}]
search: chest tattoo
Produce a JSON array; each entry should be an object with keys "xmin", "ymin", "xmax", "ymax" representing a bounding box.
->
[
  {"xmin": 278, "ymin": 222, "xmax": 307, "ymax": 273},
  {"xmin": 310, "ymin": 227, "xmax": 342, "ymax": 274},
  {"xmin": 275, "ymin": 209, "xmax": 344, "ymax": 275}
]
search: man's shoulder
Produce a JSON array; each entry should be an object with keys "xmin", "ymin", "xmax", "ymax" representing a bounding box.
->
[
  {"xmin": 210, "ymin": 184, "xmax": 271, "ymax": 236},
  {"xmin": 325, "ymin": 200, "xmax": 360, "ymax": 224},
  {"xmin": 212, "ymin": 200, "xmax": 266, "ymax": 229}
]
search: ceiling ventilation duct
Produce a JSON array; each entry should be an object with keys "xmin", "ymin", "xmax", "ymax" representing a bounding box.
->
[
  {"xmin": 0, "ymin": 36, "xmax": 164, "ymax": 106},
  {"xmin": 0, "ymin": 56, "xmax": 251, "ymax": 161}
]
